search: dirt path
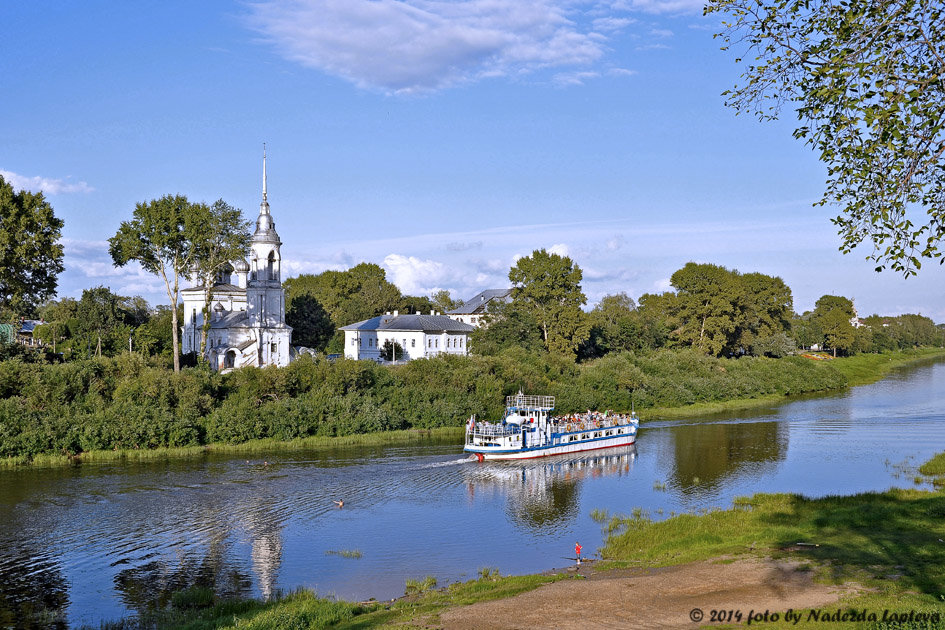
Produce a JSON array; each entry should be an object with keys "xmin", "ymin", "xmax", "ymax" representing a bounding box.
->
[{"xmin": 438, "ymin": 558, "xmax": 858, "ymax": 629}]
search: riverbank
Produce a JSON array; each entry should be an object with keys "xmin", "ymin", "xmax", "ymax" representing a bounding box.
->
[
  {"xmin": 92, "ymin": 451, "xmax": 945, "ymax": 629},
  {"xmin": 5, "ymin": 348, "xmax": 943, "ymax": 469}
]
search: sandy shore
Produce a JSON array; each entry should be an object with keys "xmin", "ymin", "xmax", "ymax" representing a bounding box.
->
[{"xmin": 438, "ymin": 558, "xmax": 858, "ymax": 629}]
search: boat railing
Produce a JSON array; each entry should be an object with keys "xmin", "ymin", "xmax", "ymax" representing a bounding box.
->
[
  {"xmin": 505, "ymin": 394, "xmax": 555, "ymax": 410},
  {"xmin": 469, "ymin": 423, "xmax": 520, "ymax": 438}
]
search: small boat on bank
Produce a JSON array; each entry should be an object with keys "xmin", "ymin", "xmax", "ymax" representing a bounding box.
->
[{"xmin": 464, "ymin": 393, "xmax": 638, "ymax": 461}]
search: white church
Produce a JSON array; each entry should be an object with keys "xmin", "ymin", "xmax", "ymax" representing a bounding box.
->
[{"xmin": 180, "ymin": 152, "xmax": 292, "ymax": 371}]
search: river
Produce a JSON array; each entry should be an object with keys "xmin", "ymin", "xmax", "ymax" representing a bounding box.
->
[{"xmin": 2, "ymin": 359, "xmax": 944, "ymax": 627}]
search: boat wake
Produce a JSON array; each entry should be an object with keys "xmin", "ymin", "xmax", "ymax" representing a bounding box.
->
[{"xmin": 420, "ymin": 458, "xmax": 475, "ymax": 468}]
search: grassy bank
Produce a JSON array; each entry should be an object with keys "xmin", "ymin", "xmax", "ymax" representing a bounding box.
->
[
  {"xmin": 2, "ymin": 348, "xmax": 942, "ymax": 468},
  {"xmin": 83, "ymin": 571, "xmax": 574, "ymax": 630},
  {"xmin": 596, "ymin": 460, "xmax": 945, "ymax": 628},
  {"xmin": 0, "ymin": 427, "xmax": 464, "ymax": 469}
]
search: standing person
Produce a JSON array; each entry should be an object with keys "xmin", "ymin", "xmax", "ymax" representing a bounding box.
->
[{"xmin": 575, "ymin": 542, "xmax": 582, "ymax": 564}]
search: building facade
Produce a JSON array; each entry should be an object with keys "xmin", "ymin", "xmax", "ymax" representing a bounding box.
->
[
  {"xmin": 180, "ymin": 152, "xmax": 292, "ymax": 371},
  {"xmin": 446, "ymin": 289, "xmax": 511, "ymax": 327},
  {"xmin": 340, "ymin": 312, "xmax": 474, "ymax": 362}
]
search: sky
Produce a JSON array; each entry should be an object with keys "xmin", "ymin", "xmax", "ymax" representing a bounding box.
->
[{"xmin": 2, "ymin": 0, "xmax": 943, "ymax": 322}]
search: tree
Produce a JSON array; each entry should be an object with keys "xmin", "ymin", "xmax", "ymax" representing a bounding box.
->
[
  {"xmin": 76, "ymin": 286, "xmax": 126, "ymax": 357},
  {"xmin": 820, "ymin": 307, "xmax": 856, "ymax": 357},
  {"xmin": 508, "ymin": 249, "xmax": 590, "ymax": 356},
  {"xmin": 431, "ymin": 289, "xmax": 460, "ymax": 313},
  {"xmin": 470, "ymin": 300, "xmax": 544, "ymax": 356},
  {"xmin": 671, "ymin": 263, "xmax": 741, "ymax": 356},
  {"xmin": 706, "ymin": 0, "xmax": 945, "ymax": 275},
  {"xmin": 190, "ymin": 199, "xmax": 251, "ymax": 359},
  {"xmin": 735, "ymin": 272, "xmax": 793, "ymax": 354},
  {"xmin": 109, "ymin": 195, "xmax": 201, "ymax": 372},
  {"xmin": 0, "ymin": 175, "xmax": 64, "ymax": 317},
  {"xmin": 284, "ymin": 263, "xmax": 403, "ymax": 351},
  {"xmin": 285, "ymin": 294, "xmax": 333, "ymax": 350},
  {"xmin": 380, "ymin": 339, "xmax": 405, "ymax": 362}
]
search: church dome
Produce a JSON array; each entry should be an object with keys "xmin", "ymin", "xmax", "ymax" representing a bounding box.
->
[{"xmin": 233, "ymin": 259, "xmax": 250, "ymax": 273}]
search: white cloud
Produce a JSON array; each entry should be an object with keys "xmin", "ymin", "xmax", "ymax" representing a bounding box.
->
[
  {"xmin": 592, "ymin": 16, "xmax": 636, "ymax": 32},
  {"xmin": 383, "ymin": 253, "xmax": 451, "ymax": 295},
  {"xmin": 548, "ymin": 243, "xmax": 571, "ymax": 257},
  {"xmin": 552, "ymin": 70, "xmax": 600, "ymax": 87},
  {"xmin": 1, "ymin": 169, "xmax": 93, "ymax": 195},
  {"xmin": 654, "ymin": 277, "xmax": 673, "ymax": 292},
  {"xmin": 246, "ymin": 0, "xmax": 635, "ymax": 93}
]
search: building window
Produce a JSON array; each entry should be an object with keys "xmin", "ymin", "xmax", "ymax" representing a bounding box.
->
[
  {"xmin": 411, "ymin": 339, "xmax": 415, "ymax": 347},
  {"xmin": 471, "ymin": 317, "xmax": 477, "ymax": 324}
]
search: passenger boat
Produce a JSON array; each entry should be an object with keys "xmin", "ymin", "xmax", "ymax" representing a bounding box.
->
[{"xmin": 464, "ymin": 392, "xmax": 638, "ymax": 461}]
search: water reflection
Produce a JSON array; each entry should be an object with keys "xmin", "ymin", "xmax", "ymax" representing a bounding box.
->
[
  {"xmin": 0, "ymin": 549, "xmax": 69, "ymax": 629},
  {"xmin": 665, "ymin": 421, "xmax": 788, "ymax": 494},
  {"xmin": 464, "ymin": 448, "xmax": 638, "ymax": 532},
  {"xmin": 1, "ymin": 361, "xmax": 943, "ymax": 627}
]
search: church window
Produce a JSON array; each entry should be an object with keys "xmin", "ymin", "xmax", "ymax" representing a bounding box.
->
[
  {"xmin": 271, "ymin": 342, "xmax": 277, "ymax": 354},
  {"xmin": 411, "ymin": 339, "xmax": 415, "ymax": 347}
]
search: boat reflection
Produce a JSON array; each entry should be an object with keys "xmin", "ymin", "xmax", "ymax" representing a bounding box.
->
[{"xmin": 463, "ymin": 447, "xmax": 638, "ymax": 532}]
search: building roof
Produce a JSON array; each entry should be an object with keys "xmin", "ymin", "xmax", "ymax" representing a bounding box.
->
[
  {"xmin": 209, "ymin": 311, "xmax": 249, "ymax": 329},
  {"xmin": 19, "ymin": 320, "xmax": 43, "ymax": 334},
  {"xmin": 182, "ymin": 282, "xmax": 244, "ymax": 295},
  {"xmin": 340, "ymin": 314, "xmax": 475, "ymax": 333},
  {"xmin": 447, "ymin": 289, "xmax": 512, "ymax": 315}
]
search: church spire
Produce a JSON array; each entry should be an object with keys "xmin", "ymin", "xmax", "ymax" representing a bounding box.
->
[{"xmin": 254, "ymin": 144, "xmax": 279, "ymax": 242}]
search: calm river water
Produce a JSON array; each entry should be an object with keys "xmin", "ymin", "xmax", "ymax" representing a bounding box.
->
[{"xmin": 2, "ymin": 359, "xmax": 945, "ymax": 627}]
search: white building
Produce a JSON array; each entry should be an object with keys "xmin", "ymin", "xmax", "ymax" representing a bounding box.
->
[
  {"xmin": 180, "ymin": 151, "xmax": 292, "ymax": 371},
  {"xmin": 340, "ymin": 312, "xmax": 474, "ymax": 362},
  {"xmin": 446, "ymin": 289, "xmax": 511, "ymax": 327}
]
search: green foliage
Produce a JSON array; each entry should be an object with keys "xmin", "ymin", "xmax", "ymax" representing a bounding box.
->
[
  {"xmin": 431, "ymin": 289, "xmax": 460, "ymax": 313},
  {"xmin": 0, "ymin": 174, "xmax": 64, "ymax": 317},
  {"xmin": 0, "ymin": 346, "xmax": 859, "ymax": 462},
  {"xmin": 667, "ymin": 263, "xmax": 793, "ymax": 357},
  {"xmin": 470, "ymin": 300, "xmax": 544, "ymax": 356},
  {"xmin": 110, "ymin": 194, "xmax": 199, "ymax": 372},
  {"xmin": 191, "ymin": 199, "xmax": 251, "ymax": 358},
  {"xmin": 508, "ymin": 249, "xmax": 590, "ymax": 356},
  {"xmin": 706, "ymin": 0, "xmax": 945, "ymax": 275},
  {"xmin": 404, "ymin": 575, "xmax": 437, "ymax": 596}
]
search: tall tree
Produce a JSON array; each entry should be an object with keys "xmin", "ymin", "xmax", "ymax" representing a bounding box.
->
[
  {"xmin": 76, "ymin": 286, "xmax": 124, "ymax": 357},
  {"xmin": 671, "ymin": 262, "xmax": 741, "ymax": 356},
  {"xmin": 0, "ymin": 175, "xmax": 64, "ymax": 318},
  {"xmin": 508, "ymin": 249, "xmax": 590, "ymax": 356},
  {"xmin": 190, "ymin": 199, "xmax": 251, "ymax": 359},
  {"xmin": 706, "ymin": 0, "xmax": 945, "ymax": 275},
  {"xmin": 109, "ymin": 194, "xmax": 200, "ymax": 372}
]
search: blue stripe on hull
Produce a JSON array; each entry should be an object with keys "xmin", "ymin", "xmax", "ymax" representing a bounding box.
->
[{"xmin": 465, "ymin": 430, "xmax": 637, "ymax": 456}]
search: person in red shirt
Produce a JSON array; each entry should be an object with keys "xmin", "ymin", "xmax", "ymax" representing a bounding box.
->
[{"xmin": 575, "ymin": 542, "xmax": 582, "ymax": 564}]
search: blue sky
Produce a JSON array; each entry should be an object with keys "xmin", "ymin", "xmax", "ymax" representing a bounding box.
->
[{"xmin": 2, "ymin": 0, "xmax": 943, "ymax": 321}]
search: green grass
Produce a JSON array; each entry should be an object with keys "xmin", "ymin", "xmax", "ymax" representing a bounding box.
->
[
  {"xmin": 90, "ymin": 571, "xmax": 573, "ymax": 630},
  {"xmin": 827, "ymin": 348, "xmax": 945, "ymax": 387},
  {"xmin": 645, "ymin": 348, "xmax": 945, "ymax": 421},
  {"xmin": 0, "ymin": 427, "xmax": 463, "ymax": 470},
  {"xmin": 600, "ymin": 452, "xmax": 945, "ymax": 629}
]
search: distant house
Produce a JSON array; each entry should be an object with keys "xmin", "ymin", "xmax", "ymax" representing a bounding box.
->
[
  {"xmin": 18, "ymin": 320, "xmax": 43, "ymax": 347},
  {"xmin": 446, "ymin": 289, "xmax": 512, "ymax": 327},
  {"xmin": 340, "ymin": 311, "xmax": 474, "ymax": 362}
]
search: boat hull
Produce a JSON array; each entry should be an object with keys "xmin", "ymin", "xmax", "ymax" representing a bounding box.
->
[{"xmin": 465, "ymin": 432, "xmax": 636, "ymax": 461}]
